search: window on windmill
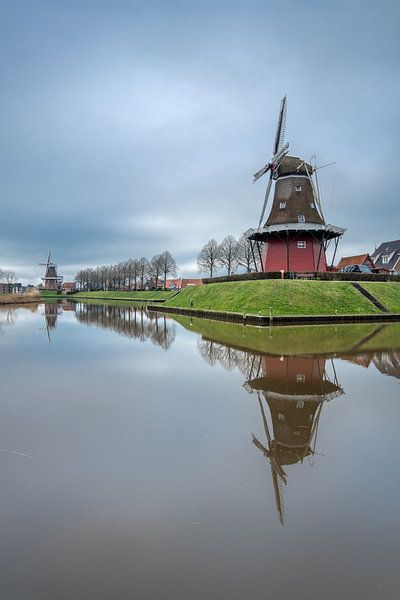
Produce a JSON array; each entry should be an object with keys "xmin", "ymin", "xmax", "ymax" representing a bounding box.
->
[
  {"xmin": 298, "ymin": 214, "xmax": 305, "ymax": 223},
  {"xmin": 279, "ymin": 201, "xmax": 286, "ymax": 209},
  {"xmin": 278, "ymin": 413, "xmax": 285, "ymax": 422},
  {"xmin": 293, "ymin": 431, "xmax": 300, "ymax": 437},
  {"xmin": 296, "ymin": 400, "xmax": 305, "ymax": 409},
  {"xmin": 295, "ymin": 185, "xmax": 302, "ymax": 192},
  {"xmin": 296, "ymin": 373, "xmax": 305, "ymax": 382},
  {"xmin": 297, "ymin": 241, "xmax": 306, "ymax": 249},
  {"xmin": 310, "ymin": 202, "xmax": 315, "ymax": 208}
]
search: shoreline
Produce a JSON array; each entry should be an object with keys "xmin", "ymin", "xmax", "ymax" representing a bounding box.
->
[{"xmin": 148, "ymin": 304, "xmax": 400, "ymax": 327}]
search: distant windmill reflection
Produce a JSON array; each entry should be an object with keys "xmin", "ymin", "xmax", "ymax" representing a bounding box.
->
[
  {"xmin": 246, "ymin": 354, "xmax": 343, "ymax": 525},
  {"xmin": 197, "ymin": 339, "xmax": 344, "ymax": 525},
  {"xmin": 41, "ymin": 302, "xmax": 62, "ymax": 342}
]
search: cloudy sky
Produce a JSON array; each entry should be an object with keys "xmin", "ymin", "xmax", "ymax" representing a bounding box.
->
[{"xmin": 1, "ymin": 0, "xmax": 399, "ymax": 283}]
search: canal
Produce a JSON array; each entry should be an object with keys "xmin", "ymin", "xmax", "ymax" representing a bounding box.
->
[{"xmin": 0, "ymin": 301, "xmax": 399, "ymax": 599}]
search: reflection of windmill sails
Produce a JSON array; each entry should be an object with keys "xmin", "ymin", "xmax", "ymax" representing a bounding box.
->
[
  {"xmin": 247, "ymin": 355, "xmax": 343, "ymax": 525},
  {"xmin": 73, "ymin": 304, "xmax": 176, "ymax": 350},
  {"xmin": 197, "ymin": 338, "xmax": 344, "ymax": 526}
]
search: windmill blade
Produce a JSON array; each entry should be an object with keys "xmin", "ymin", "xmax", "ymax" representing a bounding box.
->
[
  {"xmin": 258, "ymin": 174, "xmax": 273, "ymax": 228},
  {"xmin": 273, "ymin": 95, "xmax": 287, "ymax": 155},
  {"xmin": 47, "ymin": 251, "xmax": 51, "ymax": 266},
  {"xmin": 253, "ymin": 163, "xmax": 271, "ymax": 183}
]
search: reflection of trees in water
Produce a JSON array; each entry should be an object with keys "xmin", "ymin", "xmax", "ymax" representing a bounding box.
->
[
  {"xmin": 0, "ymin": 308, "xmax": 16, "ymax": 335},
  {"xmin": 197, "ymin": 338, "xmax": 257, "ymax": 375},
  {"xmin": 74, "ymin": 303, "xmax": 176, "ymax": 350}
]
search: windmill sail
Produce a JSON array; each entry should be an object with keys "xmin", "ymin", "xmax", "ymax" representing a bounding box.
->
[{"xmin": 273, "ymin": 95, "xmax": 287, "ymax": 155}]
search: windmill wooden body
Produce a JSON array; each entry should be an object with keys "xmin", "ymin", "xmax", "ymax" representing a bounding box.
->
[
  {"xmin": 40, "ymin": 252, "xmax": 63, "ymax": 290},
  {"xmin": 247, "ymin": 97, "xmax": 345, "ymax": 272}
]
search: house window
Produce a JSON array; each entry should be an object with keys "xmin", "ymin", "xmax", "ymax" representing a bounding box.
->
[
  {"xmin": 296, "ymin": 373, "xmax": 305, "ymax": 383},
  {"xmin": 296, "ymin": 185, "xmax": 302, "ymax": 192},
  {"xmin": 310, "ymin": 202, "xmax": 315, "ymax": 208},
  {"xmin": 298, "ymin": 214, "xmax": 305, "ymax": 223},
  {"xmin": 297, "ymin": 241, "xmax": 306, "ymax": 249},
  {"xmin": 296, "ymin": 400, "xmax": 305, "ymax": 409},
  {"xmin": 279, "ymin": 201, "xmax": 286, "ymax": 209},
  {"xmin": 382, "ymin": 256, "xmax": 389, "ymax": 264}
]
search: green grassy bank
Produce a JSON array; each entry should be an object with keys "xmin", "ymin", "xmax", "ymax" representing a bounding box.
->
[
  {"xmin": 163, "ymin": 280, "xmax": 398, "ymax": 316},
  {"xmin": 361, "ymin": 282, "xmax": 400, "ymax": 313},
  {"xmin": 39, "ymin": 290, "xmax": 61, "ymax": 298},
  {"xmin": 72, "ymin": 290, "xmax": 177, "ymax": 302}
]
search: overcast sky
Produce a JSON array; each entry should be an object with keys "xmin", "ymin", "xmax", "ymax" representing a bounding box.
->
[{"xmin": 1, "ymin": 0, "xmax": 399, "ymax": 283}]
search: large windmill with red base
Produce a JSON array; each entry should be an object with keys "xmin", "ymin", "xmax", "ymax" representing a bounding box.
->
[{"xmin": 247, "ymin": 97, "xmax": 345, "ymax": 273}]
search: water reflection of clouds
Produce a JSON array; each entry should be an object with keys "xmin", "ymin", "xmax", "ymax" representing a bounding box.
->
[{"xmin": 1, "ymin": 307, "xmax": 400, "ymax": 597}]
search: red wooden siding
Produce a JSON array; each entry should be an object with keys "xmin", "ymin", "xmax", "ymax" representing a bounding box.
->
[{"xmin": 262, "ymin": 234, "xmax": 328, "ymax": 272}]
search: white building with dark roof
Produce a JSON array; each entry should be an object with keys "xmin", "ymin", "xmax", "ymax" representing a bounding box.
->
[{"xmin": 372, "ymin": 240, "xmax": 400, "ymax": 273}]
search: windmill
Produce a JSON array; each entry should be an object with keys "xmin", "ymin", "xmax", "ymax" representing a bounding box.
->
[
  {"xmin": 39, "ymin": 252, "xmax": 63, "ymax": 290},
  {"xmin": 247, "ymin": 97, "xmax": 345, "ymax": 273}
]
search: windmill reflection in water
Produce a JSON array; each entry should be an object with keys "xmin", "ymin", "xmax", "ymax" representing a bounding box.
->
[{"xmin": 246, "ymin": 354, "xmax": 343, "ymax": 525}]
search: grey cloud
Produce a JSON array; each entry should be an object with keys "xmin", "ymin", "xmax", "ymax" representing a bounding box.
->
[{"xmin": 1, "ymin": 0, "xmax": 399, "ymax": 282}]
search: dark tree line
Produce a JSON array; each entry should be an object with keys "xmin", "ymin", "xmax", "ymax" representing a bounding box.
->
[
  {"xmin": 75, "ymin": 251, "xmax": 177, "ymax": 291},
  {"xmin": 197, "ymin": 234, "xmax": 261, "ymax": 277}
]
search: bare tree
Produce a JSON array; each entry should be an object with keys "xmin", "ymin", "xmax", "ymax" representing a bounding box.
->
[
  {"xmin": 137, "ymin": 257, "xmax": 149, "ymax": 290},
  {"xmin": 147, "ymin": 254, "xmax": 163, "ymax": 287},
  {"xmin": 218, "ymin": 236, "xmax": 238, "ymax": 275},
  {"xmin": 197, "ymin": 239, "xmax": 220, "ymax": 278},
  {"xmin": 237, "ymin": 233, "xmax": 258, "ymax": 272},
  {"xmin": 5, "ymin": 270, "xmax": 16, "ymax": 286},
  {"xmin": 159, "ymin": 250, "xmax": 177, "ymax": 289}
]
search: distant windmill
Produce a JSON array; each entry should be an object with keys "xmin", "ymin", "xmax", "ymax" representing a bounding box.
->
[
  {"xmin": 247, "ymin": 96, "xmax": 345, "ymax": 273},
  {"xmin": 39, "ymin": 251, "xmax": 63, "ymax": 290}
]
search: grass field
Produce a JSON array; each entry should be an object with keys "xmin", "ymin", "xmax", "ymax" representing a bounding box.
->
[
  {"xmin": 163, "ymin": 280, "xmax": 384, "ymax": 316},
  {"xmin": 72, "ymin": 290, "xmax": 177, "ymax": 301},
  {"xmin": 360, "ymin": 282, "xmax": 400, "ymax": 313}
]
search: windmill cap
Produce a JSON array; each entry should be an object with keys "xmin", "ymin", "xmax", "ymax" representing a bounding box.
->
[{"xmin": 277, "ymin": 155, "xmax": 313, "ymax": 177}]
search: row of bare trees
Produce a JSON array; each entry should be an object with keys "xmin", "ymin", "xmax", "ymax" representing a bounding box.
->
[
  {"xmin": 0, "ymin": 269, "xmax": 16, "ymax": 283},
  {"xmin": 197, "ymin": 234, "xmax": 260, "ymax": 277},
  {"xmin": 75, "ymin": 251, "xmax": 177, "ymax": 291}
]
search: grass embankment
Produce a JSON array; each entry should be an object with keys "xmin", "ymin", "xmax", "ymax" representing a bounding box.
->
[
  {"xmin": 72, "ymin": 290, "xmax": 177, "ymax": 302},
  {"xmin": 163, "ymin": 280, "xmax": 384, "ymax": 316},
  {"xmin": 361, "ymin": 282, "xmax": 400, "ymax": 313},
  {"xmin": 173, "ymin": 314, "xmax": 400, "ymax": 356},
  {"xmin": 0, "ymin": 291, "xmax": 40, "ymax": 305},
  {"xmin": 39, "ymin": 290, "xmax": 61, "ymax": 298}
]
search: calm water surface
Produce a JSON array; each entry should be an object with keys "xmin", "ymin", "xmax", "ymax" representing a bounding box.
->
[{"xmin": 0, "ymin": 301, "xmax": 399, "ymax": 599}]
